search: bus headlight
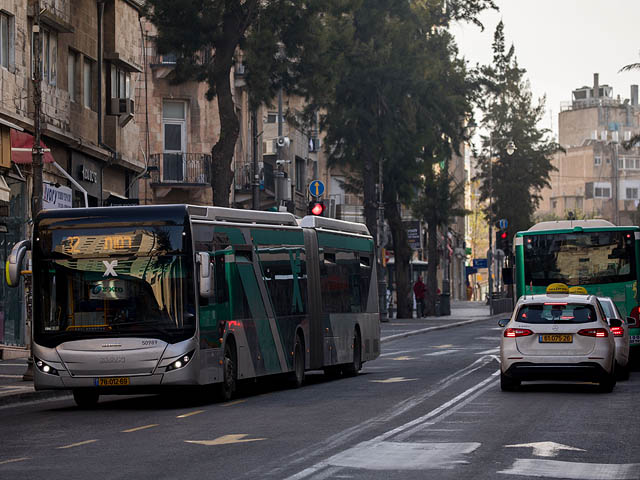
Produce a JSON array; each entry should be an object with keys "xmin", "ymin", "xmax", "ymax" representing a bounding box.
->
[
  {"xmin": 166, "ymin": 350, "xmax": 194, "ymax": 372},
  {"xmin": 35, "ymin": 358, "xmax": 59, "ymax": 376}
]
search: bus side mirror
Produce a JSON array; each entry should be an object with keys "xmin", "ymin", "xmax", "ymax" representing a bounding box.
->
[
  {"xmin": 627, "ymin": 316, "xmax": 637, "ymax": 327},
  {"xmin": 198, "ymin": 252, "xmax": 214, "ymax": 298},
  {"xmin": 6, "ymin": 240, "xmax": 31, "ymax": 288}
]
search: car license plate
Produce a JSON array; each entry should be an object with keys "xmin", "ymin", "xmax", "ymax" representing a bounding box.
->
[
  {"xmin": 539, "ymin": 334, "xmax": 573, "ymax": 343},
  {"xmin": 95, "ymin": 377, "xmax": 130, "ymax": 387}
]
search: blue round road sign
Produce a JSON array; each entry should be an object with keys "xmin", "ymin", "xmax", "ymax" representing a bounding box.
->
[{"xmin": 309, "ymin": 180, "xmax": 325, "ymax": 197}]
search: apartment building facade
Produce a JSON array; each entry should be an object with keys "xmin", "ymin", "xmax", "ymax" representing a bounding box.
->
[
  {"xmin": 0, "ymin": 0, "xmax": 145, "ymax": 349},
  {"xmin": 539, "ymin": 74, "xmax": 640, "ymax": 225}
]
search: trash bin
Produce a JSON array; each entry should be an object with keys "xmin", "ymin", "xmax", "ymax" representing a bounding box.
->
[{"xmin": 438, "ymin": 293, "xmax": 451, "ymax": 316}]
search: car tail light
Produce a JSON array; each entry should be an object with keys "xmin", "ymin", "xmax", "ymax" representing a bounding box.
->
[
  {"xmin": 610, "ymin": 326, "xmax": 624, "ymax": 337},
  {"xmin": 504, "ymin": 328, "xmax": 534, "ymax": 338},
  {"xmin": 578, "ymin": 328, "xmax": 609, "ymax": 337}
]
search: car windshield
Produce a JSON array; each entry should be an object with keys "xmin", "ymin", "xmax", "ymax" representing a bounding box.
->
[{"xmin": 517, "ymin": 303, "xmax": 596, "ymax": 324}]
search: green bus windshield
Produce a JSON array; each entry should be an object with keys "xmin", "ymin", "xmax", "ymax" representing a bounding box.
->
[{"xmin": 522, "ymin": 230, "xmax": 636, "ymax": 286}]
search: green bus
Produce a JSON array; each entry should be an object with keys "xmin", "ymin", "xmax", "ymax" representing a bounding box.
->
[
  {"xmin": 7, "ymin": 205, "xmax": 380, "ymax": 407},
  {"xmin": 514, "ymin": 219, "xmax": 640, "ymax": 354}
]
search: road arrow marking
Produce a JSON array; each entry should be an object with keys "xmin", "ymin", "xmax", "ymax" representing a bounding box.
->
[
  {"xmin": 185, "ymin": 434, "xmax": 266, "ymax": 446},
  {"xmin": 505, "ymin": 442, "xmax": 585, "ymax": 458},
  {"xmin": 370, "ymin": 377, "xmax": 417, "ymax": 383}
]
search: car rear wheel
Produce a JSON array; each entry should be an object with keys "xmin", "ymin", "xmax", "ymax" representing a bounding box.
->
[
  {"xmin": 598, "ymin": 370, "xmax": 616, "ymax": 393},
  {"xmin": 500, "ymin": 372, "xmax": 520, "ymax": 392},
  {"xmin": 616, "ymin": 361, "xmax": 630, "ymax": 381}
]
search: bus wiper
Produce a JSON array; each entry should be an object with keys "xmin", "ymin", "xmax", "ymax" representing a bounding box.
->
[{"xmin": 109, "ymin": 320, "xmax": 172, "ymax": 336}]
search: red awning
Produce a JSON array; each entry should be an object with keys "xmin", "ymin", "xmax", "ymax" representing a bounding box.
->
[{"xmin": 10, "ymin": 130, "xmax": 55, "ymax": 164}]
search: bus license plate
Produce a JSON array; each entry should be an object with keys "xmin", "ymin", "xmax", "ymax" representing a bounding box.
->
[
  {"xmin": 95, "ymin": 377, "xmax": 130, "ymax": 387},
  {"xmin": 539, "ymin": 334, "xmax": 572, "ymax": 343}
]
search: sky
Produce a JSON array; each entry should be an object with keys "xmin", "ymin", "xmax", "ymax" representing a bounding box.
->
[{"xmin": 450, "ymin": 0, "xmax": 640, "ymax": 139}]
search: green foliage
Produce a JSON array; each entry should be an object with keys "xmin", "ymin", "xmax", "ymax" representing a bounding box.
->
[{"xmin": 475, "ymin": 21, "xmax": 561, "ymax": 238}]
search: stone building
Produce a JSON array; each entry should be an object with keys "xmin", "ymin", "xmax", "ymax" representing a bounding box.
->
[
  {"xmin": 539, "ymin": 74, "xmax": 640, "ymax": 225},
  {"xmin": 0, "ymin": 0, "xmax": 145, "ymax": 351}
]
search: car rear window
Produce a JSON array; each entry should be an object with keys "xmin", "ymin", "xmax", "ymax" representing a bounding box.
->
[{"xmin": 516, "ymin": 303, "xmax": 596, "ymax": 324}]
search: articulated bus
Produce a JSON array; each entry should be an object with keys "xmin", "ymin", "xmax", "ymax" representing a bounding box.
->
[
  {"xmin": 7, "ymin": 205, "xmax": 380, "ymax": 407},
  {"xmin": 514, "ymin": 219, "xmax": 640, "ymax": 354}
]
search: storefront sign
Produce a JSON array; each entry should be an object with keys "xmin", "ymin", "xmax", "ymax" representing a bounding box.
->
[
  {"xmin": 404, "ymin": 221, "xmax": 422, "ymax": 251},
  {"xmin": 81, "ymin": 165, "xmax": 98, "ymax": 183},
  {"xmin": 43, "ymin": 184, "xmax": 72, "ymax": 209}
]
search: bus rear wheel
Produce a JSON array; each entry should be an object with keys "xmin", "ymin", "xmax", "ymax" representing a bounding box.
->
[
  {"xmin": 288, "ymin": 335, "xmax": 305, "ymax": 388},
  {"xmin": 73, "ymin": 389, "xmax": 99, "ymax": 408},
  {"xmin": 343, "ymin": 330, "xmax": 362, "ymax": 377},
  {"xmin": 218, "ymin": 343, "xmax": 237, "ymax": 402}
]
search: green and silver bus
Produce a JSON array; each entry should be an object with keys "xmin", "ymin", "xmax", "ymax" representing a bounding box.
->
[
  {"xmin": 514, "ymin": 219, "xmax": 640, "ymax": 354},
  {"xmin": 7, "ymin": 205, "xmax": 380, "ymax": 407}
]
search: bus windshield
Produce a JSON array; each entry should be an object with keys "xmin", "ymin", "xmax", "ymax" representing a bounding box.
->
[
  {"xmin": 523, "ymin": 231, "xmax": 636, "ymax": 286},
  {"xmin": 33, "ymin": 226, "xmax": 196, "ymax": 347}
]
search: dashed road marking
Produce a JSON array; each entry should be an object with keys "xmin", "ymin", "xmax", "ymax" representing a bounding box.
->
[
  {"xmin": 122, "ymin": 424, "xmax": 159, "ymax": 433},
  {"xmin": 498, "ymin": 459, "xmax": 640, "ymax": 479},
  {"xmin": 370, "ymin": 377, "xmax": 417, "ymax": 383},
  {"xmin": 185, "ymin": 434, "xmax": 266, "ymax": 446},
  {"xmin": 389, "ymin": 356, "xmax": 416, "ymax": 361},
  {"xmin": 177, "ymin": 410, "xmax": 205, "ymax": 418},
  {"xmin": 424, "ymin": 350, "xmax": 457, "ymax": 356},
  {"xmin": 57, "ymin": 440, "xmax": 98, "ymax": 449},
  {"xmin": 221, "ymin": 399, "xmax": 246, "ymax": 407},
  {"xmin": 0, "ymin": 457, "xmax": 29, "ymax": 465}
]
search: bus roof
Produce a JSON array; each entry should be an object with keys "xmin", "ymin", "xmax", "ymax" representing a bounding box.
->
[
  {"xmin": 298, "ymin": 215, "xmax": 370, "ymax": 236},
  {"xmin": 516, "ymin": 219, "xmax": 639, "ymax": 236},
  {"xmin": 36, "ymin": 204, "xmax": 191, "ymax": 228}
]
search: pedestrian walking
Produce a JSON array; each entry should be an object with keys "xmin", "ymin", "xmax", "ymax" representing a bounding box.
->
[{"xmin": 413, "ymin": 276, "xmax": 426, "ymax": 318}]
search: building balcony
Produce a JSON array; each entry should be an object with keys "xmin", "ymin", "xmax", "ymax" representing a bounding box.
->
[{"xmin": 148, "ymin": 153, "xmax": 211, "ymax": 187}]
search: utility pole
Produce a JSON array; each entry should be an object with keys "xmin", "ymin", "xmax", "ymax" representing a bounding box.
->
[
  {"xmin": 251, "ymin": 108, "xmax": 260, "ymax": 210},
  {"xmin": 377, "ymin": 157, "xmax": 388, "ymax": 322},
  {"xmin": 25, "ymin": 1, "xmax": 44, "ymax": 381}
]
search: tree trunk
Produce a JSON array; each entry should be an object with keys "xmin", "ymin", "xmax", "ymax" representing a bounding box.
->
[
  {"xmin": 211, "ymin": 42, "xmax": 239, "ymax": 207},
  {"xmin": 425, "ymin": 221, "xmax": 439, "ymax": 316},
  {"xmin": 362, "ymin": 147, "xmax": 378, "ymax": 242},
  {"xmin": 386, "ymin": 197, "xmax": 412, "ymax": 319}
]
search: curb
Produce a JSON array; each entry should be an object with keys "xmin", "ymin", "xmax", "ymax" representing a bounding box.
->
[
  {"xmin": 0, "ymin": 389, "xmax": 71, "ymax": 409},
  {"xmin": 381, "ymin": 313, "xmax": 506, "ymax": 344}
]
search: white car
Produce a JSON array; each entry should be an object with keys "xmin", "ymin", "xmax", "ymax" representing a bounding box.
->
[
  {"xmin": 499, "ymin": 284, "xmax": 619, "ymax": 392},
  {"xmin": 598, "ymin": 296, "xmax": 636, "ymax": 380}
]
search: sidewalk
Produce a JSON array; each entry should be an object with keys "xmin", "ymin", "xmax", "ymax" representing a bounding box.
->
[{"xmin": 0, "ymin": 300, "xmax": 502, "ymax": 407}]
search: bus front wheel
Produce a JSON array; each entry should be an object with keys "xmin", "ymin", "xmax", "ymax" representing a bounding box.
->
[
  {"xmin": 73, "ymin": 389, "xmax": 99, "ymax": 408},
  {"xmin": 343, "ymin": 330, "xmax": 362, "ymax": 377},
  {"xmin": 218, "ymin": 343, "xmax": 237, "ymax": 402},
  {"xmin": 288, "ymin": 334, "xmax": 305, "ymax": 388}
]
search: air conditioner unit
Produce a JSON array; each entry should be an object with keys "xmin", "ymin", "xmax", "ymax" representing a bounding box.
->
[
  {"xmin": 263, "ymin": 140, "xmax": 276, "ymax": 155},
  {"xmin": 107, "ymin": 97, "xmax": 134, "ymax": 116},
  {"xmin": 600, "ymin": 130, "xmax": 608, "ymax": 141}
]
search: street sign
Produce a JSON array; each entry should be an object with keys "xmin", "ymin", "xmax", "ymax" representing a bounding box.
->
[
  {"xmin": 499, "ymin": 218, "xmax": 508, "ymax": 229},
  {"xmin": 473, "ymin": 258, "xmax": 488, "ymax": 269},
  {"xmin": 309, "ymin": 180, "xmax": 325, "ymax": 197}
]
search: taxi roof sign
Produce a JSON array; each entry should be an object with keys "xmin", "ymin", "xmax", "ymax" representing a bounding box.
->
[
  {"xmin": 546, "ymin": 283, "xmax": 569, "ymax": 295},
  {"xmin": 568, "ymin": 286, "xmax": 588, "ymax": 295}
]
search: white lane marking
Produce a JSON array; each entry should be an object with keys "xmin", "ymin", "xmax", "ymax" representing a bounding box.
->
[
  {"xmin": 57, "ymin": 439, "xmax": 98, "ymax": 449},
  {"xmin": 380, "ymin": 349, "xmax": 415, "ymax": 357},
  {"xmin": 424, "ymin": 350, "xmax": 457, "ymax": 356},
  {"xmin": 498, "ymin": 459, "xmax": 640, "ymax": 479},
  {"xmin": 326, "ymin": 441, "xmax": 480, "ymax": 470},
  {"xmin": 475, "ymin": 336, "xmax": 500, "ymax": 341},
  {"xmin": 176, "ymin": 410, "xmax": 205, "ymax": 418},
  {"xmin": 476, "ymin": 348, "xmax": 500, "ymax": 355},
  {"xmin": 0, "ymin": 457, "xmax": 29, "ymax": 465},
  {"xmin": 370, "ymin": 377, "xmax": 417, "ymax": 384},
  {"xmin": 260, "ymin": 355, "xmax": 498, "ymax": 479},
  {"xmin": 121, "ymin": 424, "xmax": 158, "ymax": 433},
  {"xmin": 185, "ymin": 434, "xmax": 266, "ymax": 446},
  {"xmin": 433, "ymin": 344, "xmax": 455, "ymax": 348},
  {"xmin": 389, "ymin": 356, "xmax": 416, "ymax": 361},
  {"xmin": 284, "ymin": 371, "xmax": 499, "ymax": 479},
  {"xmin": 505, "ymin": 441, "xmax": 585, "ymax": 458}
]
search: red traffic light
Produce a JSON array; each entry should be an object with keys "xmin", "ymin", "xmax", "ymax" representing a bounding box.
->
[
  {"xmin": 310, "ymin": 202, "xmax": 325, "ymax": 216},
  {"xmin": 500, "ymin": 232, "xmax": 508, "ymax": 240}
]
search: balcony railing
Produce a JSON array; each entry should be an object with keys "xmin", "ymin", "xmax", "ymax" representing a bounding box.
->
[{"xmin": 148, "ymin": 153, "xmax": 211, "ymax": 186}]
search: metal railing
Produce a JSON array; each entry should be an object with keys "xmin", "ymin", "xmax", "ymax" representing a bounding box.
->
[{"xmin": 148, "ymin": 153, "xmax": 211, "ymax": 185}]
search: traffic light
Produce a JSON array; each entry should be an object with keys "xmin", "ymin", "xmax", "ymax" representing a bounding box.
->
[
  {"xmin": 496, "ymin": 228, "xmax": 508, "ymax": 251},
  {"xmin": 308, "ymin": 200, "xmax": 325, "ymax": 216}
]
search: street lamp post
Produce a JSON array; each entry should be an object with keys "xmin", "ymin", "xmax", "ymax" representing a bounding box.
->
[{"xmin": 487, "ymin": 135, "xmax": 515, "ymax": 316}]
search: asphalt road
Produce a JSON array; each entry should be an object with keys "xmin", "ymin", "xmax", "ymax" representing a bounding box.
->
[{"xmin": 1, "ymin": 317, "xmax": 639, "ymax": 480}]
